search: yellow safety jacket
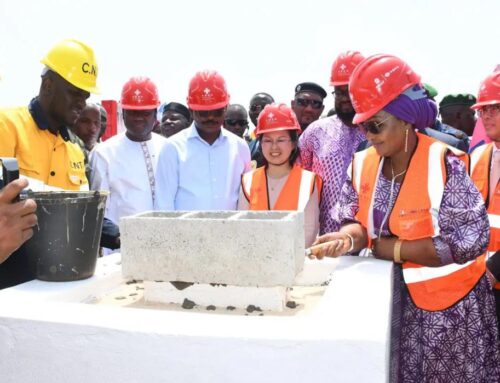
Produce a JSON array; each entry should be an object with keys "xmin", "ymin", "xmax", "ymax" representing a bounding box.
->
[{"xmin": 0, "ymin": 99, "xmax": 88, "ymax": 190}]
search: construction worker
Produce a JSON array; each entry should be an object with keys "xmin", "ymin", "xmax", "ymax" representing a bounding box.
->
[
  {"xmin": 298, "ymin": 51, "xmax": 366, "ymax": 234},
  {"xmin": 238, "ymin": 104, "xmax": 321, "ymax": 247},
  {"xmin": 0, "ymin": 39, "xmax": 99, "ymax": 191},
  {"xmin": 313, "ymin": 54, "xmax": 500, "ymax": 381},
  {"xmin": 0, "ymin": 39, "xmax": 99, "ymax": 288},
  {"xmin": 90, "ymin": 77, "xmax": 167, "ymax": 253},
  {"xmin": 155, "ymin": 70, "xmax": 250, "ymax": 210},
  {"xmin": 469, "ymin": 71, "xmax": 500, "ymax": 330}
]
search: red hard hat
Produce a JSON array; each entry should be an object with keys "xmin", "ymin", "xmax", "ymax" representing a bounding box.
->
[
  {"xmin": 471, "ymin": 71, "xmax": 500, "ymax": 109},
  {"xmin": 330, "ymin": 51, "xmax": 365, "ymax": 86},
  {"xmin": 255, "ymin": 103, "xmax": 302, "ymax": 136},
  {"xmin": 121, "ymin": 76, "xmax": 160, "ymax": 110},
  {"xmin": 187, "ymin": 70, "xmax": 230, "ymax": 111},
  {"xmin": 349, "ymin": 54, "xmax": 421, "ymax": 124}
]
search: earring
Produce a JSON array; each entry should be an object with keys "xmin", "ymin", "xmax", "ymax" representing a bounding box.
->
[{"xmin": 405, "ymin": 128, "xmax": 409, "ymax": 153}]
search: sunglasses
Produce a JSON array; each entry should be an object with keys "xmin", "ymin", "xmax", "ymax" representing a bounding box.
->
[
  {"xmin": 225, "ymin": 119, "xmax": 248, "ymax": 126},
  {"xmin": 195, "ymin": 109, "xmax": 225, "ymax": 118},
  {"xmin": 250, "ymin": 104, "xmax": 266, "ymax": 112},
  {"xmin": 360, "ymin": 115, "xmax": 393, "ymax": 135},
  {"xmin": 295, "ymin": 98, "xmax": 323, "ymax": 109}
]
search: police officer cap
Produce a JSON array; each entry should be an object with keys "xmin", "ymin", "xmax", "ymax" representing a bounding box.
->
[
  {"xmin": 294, "ymin": 82, "xmax": 327, "ymax": 99},
  {"xmin": 439, "ymin": 94, "xmax": 477, "ymax": 109},
  {"xmin": 164, "ymin": 102, "xmax": 191, "ymax": 121}
]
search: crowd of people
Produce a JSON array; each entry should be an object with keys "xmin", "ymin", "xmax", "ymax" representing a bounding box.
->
[{"xmin": 0, "ymin": 38, "xmax": 499, "ymax": 382}]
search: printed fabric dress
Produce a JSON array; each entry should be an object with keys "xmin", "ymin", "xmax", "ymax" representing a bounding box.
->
[{"xmin": 337, "ymin": 153, "xmax": 500, "ymax": 383}]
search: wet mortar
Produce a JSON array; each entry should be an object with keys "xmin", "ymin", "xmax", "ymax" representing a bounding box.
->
[{"xmin": 101, "ymin": 279, "xmax": 329, "ymax": 317}]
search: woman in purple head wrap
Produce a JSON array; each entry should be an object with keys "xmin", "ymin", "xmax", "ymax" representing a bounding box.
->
[
  {"xmin": 311, "ymin": 54, "xmax": 500, "ymax": 382},
  {"xmin": 383, "ymin": 84, "xmax": 438, "ymax": 131}
]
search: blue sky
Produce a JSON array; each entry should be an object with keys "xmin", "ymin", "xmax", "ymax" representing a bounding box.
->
[{"xmin": 0, "ymin": 0, "xmax": 498, "ymax": 110}]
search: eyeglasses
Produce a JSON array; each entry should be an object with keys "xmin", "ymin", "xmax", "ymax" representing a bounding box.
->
[
  {"xmin": 295, "ymin": 98, "xmax": 323, "ymax": 109},
  {"xmin": 194, "ymin": 109, "xmax": 225, "ymax": 118},
  {"xmin": 478, "ymin": 104, "xmax": 500, "ymax": 118},
  {"xmin": 261, "ymin": 138, "xmax": 292, "ymax": 147},
  {"xmin": 225, "ymin": 119, "xmax": 248, "ymax": 126},
  {"xmin": 360, "ymin": 115, "xmax": 393, "ymax": 135}
]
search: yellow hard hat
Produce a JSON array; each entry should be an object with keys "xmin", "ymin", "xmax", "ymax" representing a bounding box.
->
[{"xmin": 41, "ymin": 39, "xmax": 100, "ymax": 94}]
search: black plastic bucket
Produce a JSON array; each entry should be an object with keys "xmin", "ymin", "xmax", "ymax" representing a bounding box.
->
[{"xmin": 21, "ymin": 191, "xmax": 107, "ymax": 282}]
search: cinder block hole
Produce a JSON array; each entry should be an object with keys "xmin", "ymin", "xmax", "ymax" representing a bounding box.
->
[
  {"xmin": 184, "ymin": 211, "xmax": 238, "ymax": 219},
  {"xmin": 237, "ymin": 211, "xmax": 291, "ymax": 220},
  {"xmin": 137, "ymin": 211, "xmax": 188, "ymax": 218}
]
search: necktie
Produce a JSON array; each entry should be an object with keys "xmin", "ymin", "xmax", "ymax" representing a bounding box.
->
[{"xmin": 490, "ymin": 150, "xmax": 500, "ymax": 202}]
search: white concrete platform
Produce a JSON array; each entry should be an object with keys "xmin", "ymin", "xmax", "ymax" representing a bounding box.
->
[{"xmin": 0, "ymin": 254, "xmax": 393, "ymax": 383}]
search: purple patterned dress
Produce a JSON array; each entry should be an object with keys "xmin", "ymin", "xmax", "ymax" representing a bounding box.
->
[
  {"xmin": 298, "ymin": 115, "xmax": 365, "ymax": 234},
  {"xmin": 338, "ymin": 154, "xmax": 500, "ymax": 382}
]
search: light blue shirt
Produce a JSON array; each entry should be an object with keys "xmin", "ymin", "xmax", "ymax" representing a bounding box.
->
[{"xmin": 154, "ymin": 124, "xmax": 251, "ymax": 211}]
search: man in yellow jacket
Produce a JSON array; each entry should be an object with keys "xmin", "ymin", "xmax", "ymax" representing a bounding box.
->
[
  {"xmin": 0, "ymin": 39, "xmax": 100, "ymax": 191},
  {"xmin": 0, "ymin": 39, "xmax": 100, "ymax": 288}
]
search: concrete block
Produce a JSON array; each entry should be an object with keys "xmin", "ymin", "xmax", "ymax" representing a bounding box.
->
[
  {"xmin": 144, "ymin": 281, "xmax": 288, "ymax": 311},
  {"xmin": 121, "ymin": 210, "xmax": 304, "ymax": 287}
]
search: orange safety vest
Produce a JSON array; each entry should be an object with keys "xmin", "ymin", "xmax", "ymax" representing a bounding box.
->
[
  {"xmin": 470, "ymin": 143, "xmax": 500, "ymax": 290},
  {"xmin": 352, "ymin": 132, "xmax": 486, "ymax": 311},
  {"xmin": 241, "ymin": 164, "xmax": 322, "ymax": 211}
]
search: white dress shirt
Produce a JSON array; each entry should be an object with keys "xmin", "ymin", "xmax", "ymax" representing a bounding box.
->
[
  {"xmin": 90, "ymin": 132, "xmax": 167, "ymax": 224},
  {"xmin": 154, "ymin": 124, "xmax": 251, "ymax": 210}
]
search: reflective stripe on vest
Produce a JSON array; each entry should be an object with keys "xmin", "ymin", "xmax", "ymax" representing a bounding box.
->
[
  {"xmin": 353, "ymin": 133, "xmax": 486, "ymax": 311},
  {"xmin": 353, "ymin": 133, "xmax": 445, "ymax": 240},
  {"xmin": 241, "ymin": 165, "xmax": 319, "ymax": 211},
  {"xmin": 489, "ymin": 213, "xmax": 500, "ymax": 230}
]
